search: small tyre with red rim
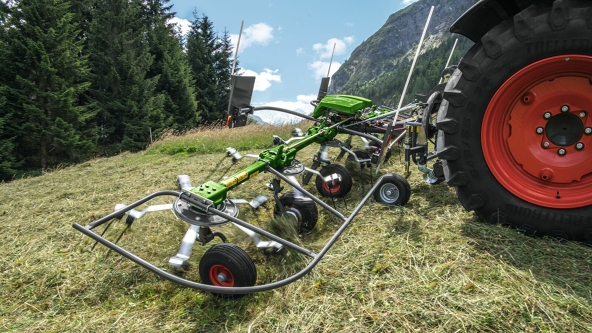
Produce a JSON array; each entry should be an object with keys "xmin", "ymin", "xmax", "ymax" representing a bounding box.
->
[
  {"xmin": 315, "ymin": 164, "xmax": 353, "ymax": 198},
  {"xmin": 198, "ymin": 243, "xmax": 257, "ymax": 298}
]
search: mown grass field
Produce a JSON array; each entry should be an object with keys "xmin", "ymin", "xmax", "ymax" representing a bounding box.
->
[{"xmin": 1, "ymin": 123, "xmax": 591, "ymax": 332}]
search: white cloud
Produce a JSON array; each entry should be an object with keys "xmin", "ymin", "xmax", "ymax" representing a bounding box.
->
[
  {"xmin": 230, "ymin": 23, "xmax": 274, "ymax": 52},
  {"xmin": 254, "ymin": 94, "xmax": 317, "ymax": 125},
  {"xmin": 312, "ymin": 36, "xmax": 355, "ymax": 59},
  {"xmin": 168, "ymin": 17, "xmax": 191, "ymax": 36},
  {"xmin": 238, "ymin": 68, "xmax": 281, "ymax": 91},
  {"xmin": 296, "ymin": 48, "xmax": 304, "ymax": 56},
  {"xmin": 402, "ymin": 0, "xmax": 419, "ymax": 4},
  {"xmin": 308, "ymin": 61, "xmax": 342, "ymax": 80}
]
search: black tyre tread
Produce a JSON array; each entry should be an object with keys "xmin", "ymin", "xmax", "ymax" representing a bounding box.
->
[
  {"xmin": 273, "ymin": 191, "xmax": 319, "ymax": 232},
  {"xmin": 436, "ymin": 0, "xmax": 592, "ymax": 241},
  {"xmin": 373, "ymin": 173, "xmax": 411, "ymax": 206},
  {"xmin": 315, "ymin": 164, "xmax": 353, "ymax": 198},
  {"xmin": 199, "ymin": 243, "xmax": 257, "ymax": 298}
]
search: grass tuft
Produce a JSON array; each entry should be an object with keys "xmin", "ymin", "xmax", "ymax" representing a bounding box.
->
[{"xmin": 146, "ymin": 122, "xmax": 311, "ymax": 155}]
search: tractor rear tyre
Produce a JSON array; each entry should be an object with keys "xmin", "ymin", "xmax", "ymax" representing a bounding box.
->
[{"xmin": 437, "ymin": 0, "xmax": 592, "ymax": 241}]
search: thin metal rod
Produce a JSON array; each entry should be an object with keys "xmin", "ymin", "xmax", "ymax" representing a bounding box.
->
[
  {"xmin": 388, "ymin": 129, "xmax": 408, "ymax": 150},
  {"xmin": 343, "ymin": 104, "xmax": 418, "ymax": 129},
  {"xmin": 231, "ymin": 20, "xmax": 244, "ymax": 76},
  {"xmin": 439, "ymin": 38, "xmax": 458, "ymax": 84},
  {"xmin": 252, "ymin": 106, "xmax": 318, "ymax": 122},
  {"xmin": 337, "ymin": 127, "xmax": 383, "ymax": 145},
  {"xmin": 396, "ymin": 6, "xmax": 435, "ymax": 112},
  {"xmin": 267, "ymin": 166, "xmax": 347, "ymax": 221},
  {"xmin": 327, "ymin": 43, "xmax": 336, "ymax": 77},
  {"xmin": 86, "ymin": 190, "xmax": 180, "ymax": 230}
]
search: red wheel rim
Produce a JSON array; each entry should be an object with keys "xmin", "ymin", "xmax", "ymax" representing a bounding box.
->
[
  {"xmin": 209, "ymin": 264, "xmax": 234, "ymax": 287},
  {"xmin": 322, "ymin": 182, "xmax": 341, "ymax": 194},
  {"xmin": 482, "ymin": 55, "xmax": 592, "ymax": 209}
]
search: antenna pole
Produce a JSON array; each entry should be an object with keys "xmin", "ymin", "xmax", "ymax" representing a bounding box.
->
[
  {"xmin": 327, "ymin": 43, "xmax": 336, "ymax": 77},
  {"xmin": 439, "ymin": 38, "xmax": 458, "ymax": 84},
  {"xmin": 396, "ymin": 5, "xmax": 434, "ymax": 111},
  {"xmin": 231, "ymin": 20, "xmax": 244, "ymax": 76}
]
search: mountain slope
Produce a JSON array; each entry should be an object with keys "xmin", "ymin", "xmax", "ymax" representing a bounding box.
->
[{"xmin": 329, "ymin": 0, "xmax": 478, "ymax": 105}]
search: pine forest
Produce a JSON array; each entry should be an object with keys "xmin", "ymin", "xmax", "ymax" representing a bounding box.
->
[{"xmin": 0, "ymin": 0, "xmax": 234, "ymax": 180}]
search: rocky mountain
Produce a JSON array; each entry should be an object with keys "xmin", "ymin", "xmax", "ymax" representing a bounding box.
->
[{"xmin": 329, "ymin": 0, "xmax": 479, "ymax": 105}]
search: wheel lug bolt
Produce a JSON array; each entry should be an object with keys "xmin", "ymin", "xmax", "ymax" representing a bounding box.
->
[
  {"xmin": 576, "ymin": 143, "xmax": 584, "ymax": 150},
  {"xmin": 561, "ymin": 105, "xmax": 570, "ymax": 113},
  {"xmin": 586, "ymin": 127, "xmax": 592, "ymax": 135},
  {"xmin": 536, "ymin": 127, "xmax": 544, "ymax": 134},
  {"xmin": 558, "ymin": 148, "xmax": 567, "ymax": 156},
  {"xmin": 543, "ymin": 142, "xmax": 550, "ymax": 148},
  {"xmin": 580, "ymin": 112, "xmax": 587, "ymax": 118},
  {"xmin": 544, "ymin": 112, "xmax": 552, "ymax": 119}
]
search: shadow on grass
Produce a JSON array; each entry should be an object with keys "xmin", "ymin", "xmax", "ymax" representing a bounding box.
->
[{"xmin": 460, "ymin": 217, "xmax": 592, "ymax": 300}]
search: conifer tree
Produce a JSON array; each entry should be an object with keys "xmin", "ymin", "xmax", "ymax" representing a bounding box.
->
[
  {"xmin": 1, "ymin": 0, "xmax": 95, "ymax": 170},
  {"xmin": 144, "ymin": 0, "xmax": 199, "ymax": 132},
  {"xmin": 213, "ymin": 29, "xmax": 234, "ymax": 119},
  {"xmin": 87, "ymin": 0, "xmax": 164, "ymax": 152},
  {"xmin": 0, "ymin": 1, "xmax": 18, "ymax": 179},
  {"xmin": 186, "ymin": 13, "xmax": 218, "ymax": 124}
]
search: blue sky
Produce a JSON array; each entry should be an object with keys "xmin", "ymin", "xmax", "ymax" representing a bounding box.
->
[{"xmin": 168, "ymin": 0, "xmax": 419, "ymax": 123}]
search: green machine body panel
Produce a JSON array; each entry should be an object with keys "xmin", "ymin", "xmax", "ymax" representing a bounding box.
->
[{"xmin": 312, "ymin": 95, "xmax": 373, "ymax": 118}]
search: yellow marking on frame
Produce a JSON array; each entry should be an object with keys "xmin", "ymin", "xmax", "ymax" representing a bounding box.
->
[
  {"xmin": 249, "ymin": 171, "xmax": 259, "ymax": 179},
  {"xmin": 236, "ymin": 172, "xmax": 249, "ymax": 183},
  {"xmin": 221, "ymin": 178, "xmax": 237, "ymax": 188}
]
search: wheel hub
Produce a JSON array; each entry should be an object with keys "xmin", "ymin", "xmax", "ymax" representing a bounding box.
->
[
  {"xmin": 209, "ymin": 265, "xmax": 234, "ymax": 287},
  {"xmin": 379, "ymin": 184, "xmax": 400, "ymax": 203},
  {"xmin": 482, "ymin": 55, "xmax": 592, "ymax": 209},
  {"xmin": 545, "ymin": 112, "xmax": 584, "ymax": 146}
]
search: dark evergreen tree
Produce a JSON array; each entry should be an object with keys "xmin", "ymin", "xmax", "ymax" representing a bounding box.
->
[
  {"xmin": 0, "ymin": 0, "xmax": 95, "ymax": 172},
  {"xmin": 87, "ymin": 0, "xmax": 164, "ymax": 152},
  {"xmin": 213, "ymin": 29, "xmax": 234, "ymax": 119},
  {"xmin": 0, "ymin": 1, "xmax": 18, "ymax": 179},
  {"xmin": 0, "ymin": 1, "xmax": 9, "ymax": 23},
  {"xmin": 186, "ymin": 13, "xmax": 218, "ymax": 124},
  {"xmin": 144, "ymin": 0, "xmax": 199, "ymax": 132}
]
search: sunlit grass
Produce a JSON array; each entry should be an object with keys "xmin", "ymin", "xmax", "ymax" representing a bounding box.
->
[{"xmin": 1, "ymin": 123, "xmax": 591, "ymax": 332}]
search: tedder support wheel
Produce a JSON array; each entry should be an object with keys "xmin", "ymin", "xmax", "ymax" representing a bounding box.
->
[
  {"xmin": 373, "ymin": 173, "xmax": 411, "ymax": 206},
  {"xmin": 315, "ymin": 164, "xmax": 353, "ymax": 198},
  {"xmin": 199, "ymin": 243, "xmax": 257, "ymax": 298},
  {"xmin": 436, "ymin": 0, "xmax": 592, "ymax": 241},
  {"xmin": 273, "ymin": 191, "xmax": 319, "ymax": 232}
]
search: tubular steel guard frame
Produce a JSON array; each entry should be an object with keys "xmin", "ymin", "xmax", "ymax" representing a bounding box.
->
[{"xmin": 73, "ymin": 170, "xmax": 389, "ymax": 295}]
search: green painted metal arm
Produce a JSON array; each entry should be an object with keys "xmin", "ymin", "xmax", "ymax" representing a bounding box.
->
[{"xmin": 186, "ymin": 119, "xmax": 341, "ymax": 207}]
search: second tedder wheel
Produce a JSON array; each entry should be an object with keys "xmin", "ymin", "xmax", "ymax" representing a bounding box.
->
[
  {"xmin": 273, "ymin": 191, "xmax": 319, "ymax": 232},
  {"xmin": 436, "ymin": 0, "xmax": 592, "ymax": 241},
  {"xmin": 315, "ymin": 164, "xmax": 353, "ymax": 198},
  {"xmin": 373, "ymin": 173, "xmax": 411, "ymax": 206},
  {"xmin": 198, "ymin": 243, "xmax": 257, "ymax": 298}
]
